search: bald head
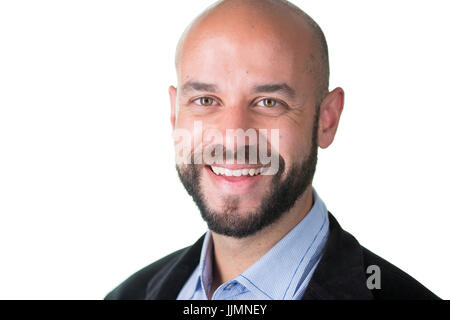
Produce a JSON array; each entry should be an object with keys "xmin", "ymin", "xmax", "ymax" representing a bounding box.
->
[{"xmin": 175, "ymin": 0, "xmax": 329, "ymax": 102}]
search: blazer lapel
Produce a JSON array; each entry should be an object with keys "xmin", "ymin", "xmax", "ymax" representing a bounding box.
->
[
  {"xmin": 145, "ymin": 234, "xmax": 205, "ymax": 300},
  {"xmin": 302, "ymin": 213, "xmax": 374, "ymax": 300}
]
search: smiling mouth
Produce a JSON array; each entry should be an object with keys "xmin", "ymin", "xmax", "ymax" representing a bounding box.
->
[{"xmin": 207, "ymin": 165, "xmax": 267, "ymax": 177}]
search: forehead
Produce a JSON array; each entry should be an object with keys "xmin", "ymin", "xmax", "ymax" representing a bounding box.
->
[{"xmin": 177, "ymin": 25, "xmax": 315, "ymax": 90}]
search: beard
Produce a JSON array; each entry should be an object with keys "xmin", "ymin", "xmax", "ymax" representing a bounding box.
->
[{"xmin": 176, "ymin": 115, "xmax": 319, "ymax": 239}]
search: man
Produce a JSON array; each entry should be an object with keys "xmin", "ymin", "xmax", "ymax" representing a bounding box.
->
[{"xmin": 106, "ymin": 0, "xmax": 439, "ymax": 300}]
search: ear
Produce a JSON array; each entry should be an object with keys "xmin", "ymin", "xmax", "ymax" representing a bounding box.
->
[
  {"xmin": 169, "ymin": 85, "xmax": 177, "ymax": 130},
  {"xmin": 317, "ymin": 87, "xmax": 344, "ymax": 149}
]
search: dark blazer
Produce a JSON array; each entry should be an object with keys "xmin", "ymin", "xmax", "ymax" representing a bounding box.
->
[{"xmin": 105, "ymin": 213, "xmax": 440, "ymax": 300}]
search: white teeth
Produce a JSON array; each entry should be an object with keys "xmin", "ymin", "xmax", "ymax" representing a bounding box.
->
[
  {"xmin": 232, "ymin": 170, "xmax": 242, "ymax": 177},
  {"xmin": 211, "ymin": 166, "xmax": 220, "ymax": 175},
  {"xmin": 211, "ymin": 166, "xmax": 264, "ymax": 177}
]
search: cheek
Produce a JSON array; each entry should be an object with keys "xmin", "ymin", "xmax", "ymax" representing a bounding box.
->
[
  {"xmin": 172, "ymin": 119, "xmax": 201, "ymax": 165},
  {"xmin": 174, "ymin": 115, "xmax": 204, "ymax": 141},
  {"xmin": 277, "ymin": 128, "xmax": 311, "ymax": 167}
]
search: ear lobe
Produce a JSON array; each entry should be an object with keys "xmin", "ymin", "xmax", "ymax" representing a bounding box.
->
[
  {"xmin": 317, "ymin": 87, "xmax": 344, "ymax": 149},
  {"xmin": 169, "ymin": 86, "xmax": 177, "ymax": 130}
]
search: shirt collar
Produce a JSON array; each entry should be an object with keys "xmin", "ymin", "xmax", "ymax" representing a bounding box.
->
[
  {"xmin": 198, "ymin": 231, "xmax": 214, "ymax": 296},
  {"xmin": 194, "ymin": 187, "xmax": 329, "ymax": 299}
]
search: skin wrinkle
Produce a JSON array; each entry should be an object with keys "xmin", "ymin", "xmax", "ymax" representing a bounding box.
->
[{"xmin": 170, "ymin": 0, "xmax": 344, "ymax": 298}]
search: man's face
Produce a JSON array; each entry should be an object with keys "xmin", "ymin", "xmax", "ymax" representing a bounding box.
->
[{"xmin": 171, "ymin": 27, "xmax": 320, "ymax": 238}]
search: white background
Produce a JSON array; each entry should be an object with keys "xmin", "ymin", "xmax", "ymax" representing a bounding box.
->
[{"xmin": 0, "ymin": 0, "xmax": 449, "ymax": 299}]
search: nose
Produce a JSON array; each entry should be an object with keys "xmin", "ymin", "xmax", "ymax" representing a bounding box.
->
[{"xmin": 216, "ymin": 106, "xmax": 258, "ymax": 163}]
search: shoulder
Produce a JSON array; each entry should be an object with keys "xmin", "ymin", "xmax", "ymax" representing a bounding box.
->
[
  {"xmin": 104, "ymin": 247, "xmax": 188, "ymax": 300},
  {"xmin": 361, "ymin": 246, "xmax": 440, "ymax": 300},
  {"xmin": 305, "ymin": 213, "xmax": 440, "ymax": 300}
]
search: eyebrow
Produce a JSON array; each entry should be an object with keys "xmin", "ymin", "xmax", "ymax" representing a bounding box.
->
[
  {"xmin": 251, "ymin": 83, "xmax": 296, "ymax": 99},
  {"xmin": 180, "ymin": 81, "xmax": 296, "ymax": 99},
  {"xmin": 181, "ymin": 81, "xmax": 218, "ymax": 93}
]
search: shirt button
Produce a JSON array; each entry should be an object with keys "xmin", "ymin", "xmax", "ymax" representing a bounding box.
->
[{"xmin": 225, "ymin": 282, "xmax": 234, "ymax": 290}]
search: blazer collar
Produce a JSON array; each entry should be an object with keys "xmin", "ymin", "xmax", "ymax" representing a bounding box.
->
[
  {"xmin": 145, "ymin": 235, "xmax": 205, "ymax": 300},
  {"xmin": 302, "ymin": 213, "xmax": 374, "ymax": 299},
  {"xmin": 145, "ymin": 212, "xmax": 373, "ymax": 300}
]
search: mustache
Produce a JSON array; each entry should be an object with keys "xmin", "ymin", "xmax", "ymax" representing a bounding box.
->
[{"xmin": 189, "ymin": 144, "xmax": 278, "ymax": 166}]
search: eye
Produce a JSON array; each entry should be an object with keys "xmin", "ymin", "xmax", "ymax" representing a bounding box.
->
[
  {"xmin": 257, "ymin": 98, "xmax": 281, "ymax": 108},
  {"xmin": 193, "ymin": 96, "xmax": 218, "ymax": 106}
]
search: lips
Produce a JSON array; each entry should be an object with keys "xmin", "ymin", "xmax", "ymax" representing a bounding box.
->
[{"xmin": 204, "ymin": 164, "xmax": 268, "ymax": 194}]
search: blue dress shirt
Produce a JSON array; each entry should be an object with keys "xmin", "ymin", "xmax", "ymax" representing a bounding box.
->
[{"xmin": 177, "ymin": 187, "xmax": 330, "ymax": 300}]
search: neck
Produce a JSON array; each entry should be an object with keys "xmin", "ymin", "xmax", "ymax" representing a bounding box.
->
[{"xmin": 208, "ymin": 185, "xmax": 314, "ymax": 297}]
